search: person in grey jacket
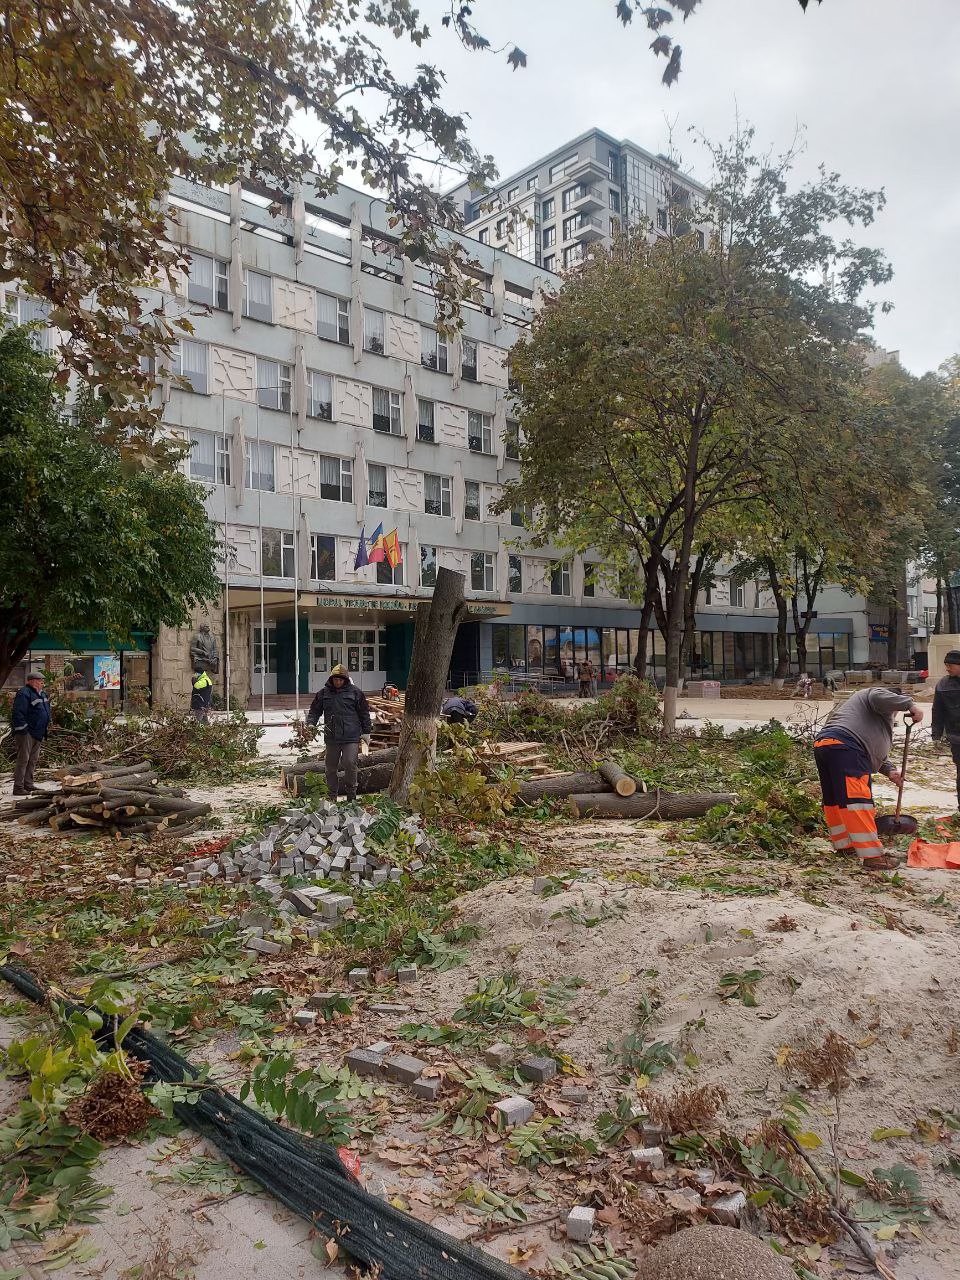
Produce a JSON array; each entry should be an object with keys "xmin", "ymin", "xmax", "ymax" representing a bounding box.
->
[
  {"xmin": 813, "ymin": 686, "xmax": 923, "ymax": 870},
  {"xmin": 306, "ymin": 664, "xmax": 371, "ymax": 802}
]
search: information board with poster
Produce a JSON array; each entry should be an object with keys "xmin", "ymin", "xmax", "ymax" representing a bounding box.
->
[{"xmin": 93, "ymin": 655, "xmax": 121, "ymax": 689}]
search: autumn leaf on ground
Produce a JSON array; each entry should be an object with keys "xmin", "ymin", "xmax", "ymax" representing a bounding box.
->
[{"xmin": 508, "ymin": 1244, "xmax": 538, "ymax": 1264}]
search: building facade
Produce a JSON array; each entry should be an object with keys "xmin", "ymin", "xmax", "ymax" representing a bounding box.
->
[
  {"xmin": 3, "ymin": 145, "xmax": 909, "ymax": 705},
  {"xmin": 446, "ymin": 127, "xmax": 708, "ymax": 271}
]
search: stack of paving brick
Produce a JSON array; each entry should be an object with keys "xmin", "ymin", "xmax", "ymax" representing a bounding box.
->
[{"xmin": 176, "ymin": 802, "xmax": 434, "ymax": 957}]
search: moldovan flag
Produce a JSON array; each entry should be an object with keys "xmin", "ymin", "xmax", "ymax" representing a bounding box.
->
[
  {"xmin": 367, "ymin": 523, "xmax": 386, "ymax": 564},
  {"xmin": 383, "ymin": 528, "xmax": 402, "ymax": 568},
  {"xmin": 353, "ymin": 528, "xmax": 370, "ymax": 570}
]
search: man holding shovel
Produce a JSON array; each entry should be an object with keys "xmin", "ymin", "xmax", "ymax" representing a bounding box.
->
[{"xmin": 814, "ymin": 687, "xmax": 923, "ymax": 870}]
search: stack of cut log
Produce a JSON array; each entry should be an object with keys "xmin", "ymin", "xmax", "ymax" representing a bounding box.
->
[
  {"xmin": 477, "ymin": 740, "xmax": 553, "ymax": 778},
  {"xmin": 281, "ymin": 747, "xmax": 399, "ymax": 798},
  {"xmin": 365, "ymin": 697, "xmax": 404, "ymax": 751},
  {"xmin": 0, "ymin": 760, "xmax": 212, "ymax": 837},
  {"xmin": 515, "ymin": 762, "xmax": 734, "ymax": 819}
]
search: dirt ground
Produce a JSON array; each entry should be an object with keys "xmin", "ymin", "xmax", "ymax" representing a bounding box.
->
[{"xmin": 4, "ymin": 731, "xmax": 960, "ymax": 1280}]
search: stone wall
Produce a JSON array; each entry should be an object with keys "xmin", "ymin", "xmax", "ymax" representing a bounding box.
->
[{"xmin": 152, "ymin": 596, "xmax": 252, "ymax": 710}]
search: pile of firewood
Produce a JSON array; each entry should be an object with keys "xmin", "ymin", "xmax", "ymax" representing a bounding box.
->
[{"xmin": 0, "ymin": 760, "xmax": 212, "ymax": 838}]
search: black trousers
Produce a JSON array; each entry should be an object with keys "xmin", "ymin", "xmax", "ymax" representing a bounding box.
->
[
  {"xmin": 325, "ymin": 740, "xmax": 359, "ymax": 799},
  {"xmin": 951, "ymin": 741, "xmax": 960, "ymax": 805}
]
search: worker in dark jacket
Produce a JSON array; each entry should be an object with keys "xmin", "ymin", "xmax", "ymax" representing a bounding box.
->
[
  {"xmin": 10, "ymin": 669, "xmax": 52, "ymax": 795},
  {"xmin": 932, "ymin": 649, "xmax": 960, "ymax": 808},
  {"xmin": 306, "ymin": 664, "xmax": 371, "ymax": 802},
  {"xmin": 190, "ymin": 667, "xmax": 214, "ymax": 722}
]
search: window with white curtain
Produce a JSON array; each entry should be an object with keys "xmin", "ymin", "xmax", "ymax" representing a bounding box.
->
[
  {"xmin": 373, "ymin": 387, "xmax": 402, "ymax": 434},
  {"xmin": 317, "ymin": 292, "xmax": 350, "ymax": 343},
  {"xmin": 424, "ymin": 473, "xmax": 451, "ymax": 517},
  {"xmin": 421, "ymin": 328, "xmax": 448, "ymax": 372},
  {"xmin": 187, "ymin": 254, "xmax": 228, "ymax": 309},
  {"xmin": 464, "ymin": 480, "xmax": 481, "ymax": 521},
  {"xmin": 468, "ymin": 411, "xmax": 493, "ymax": 453},
  {"xmin": 319, "ymin": 456, "xmax": 352, "ymax": 502},
  {"xmin": 176, "ymin": 340, "xmax": 208, "ymax": 393},
  {"xmin": 243, "ymin": 269, "xmax": 273, "ymax": 322},
  {"xmin": 307, "ymin": 370, "xmax": 333, "ymax": 420},
  {"xmin": 7, "ymin": 295, "xmax": 51, "ymax": 351},
  {"xmin": 367, "ymin": 463, "xmax": 387, "ymax": 508},
  {"xmin": 256, "ymin": 358, "xmax": 292, "ymax": 412},
  {"xmin": 363, "ymin": 308, "xmax": 385, "ymax": 353},
  {"xmin": 244, "ymin": 440, "xmax": 275, "ymax": 491},
  {"xmin": 417, "ymin": 398, "xmax": 435, "ymax": 442},
  {"xmin": 189, "ymin": 429, "xmax": 230, "ymax": 484}
]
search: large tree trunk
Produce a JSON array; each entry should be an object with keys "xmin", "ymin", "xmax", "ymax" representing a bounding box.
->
[
  {"xmin": 0, "ymin": 606, "xmax": 40, "ymax": 688},
  {"xmin": 948, "ymin": 582, "xmax": 960, "ymax": 634},
  {"xmin": 765, "ymin": 560, "xmax": 790, "ymax": 686},
  {"xmin": 935, "ymin": 574, "xmax": 944, "ymax": 635},
  {"xmin": 632, "ymin": 589, "xmax": 655, "ymax": 681},
  {"xmin": 517, "ymin": 772, "xmax": 610, "ymax": 802},
  {"xmin": 567, "ymin": 790, "xmax": 734, "ymax": 819},
  {"xmin": 389, "ymin": 566, "xmax": 467, "ymax": 804}
]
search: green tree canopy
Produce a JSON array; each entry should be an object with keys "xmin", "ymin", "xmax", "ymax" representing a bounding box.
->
[
  {"xmin": 0, "ymin": 324, "xmax": 220, "ymax": 684},
  {"xmin": 502, "ymin": 133, "xmax": 890, "ymax": 729}
]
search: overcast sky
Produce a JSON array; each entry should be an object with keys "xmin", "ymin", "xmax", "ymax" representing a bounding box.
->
[{"xmin": 367, "ymin": 0, "xmax": 960, "ymax": 375}]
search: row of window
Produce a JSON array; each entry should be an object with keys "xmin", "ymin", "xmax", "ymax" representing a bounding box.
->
[
  {"xmin": 175, "ymin": 346, "xmax": 519, "ymax": 454},
  {"xmin": 247, "ymin": 528, "xmax": 586, "ymax": 598},
  {"xmin": 185, "ymin": 253, "xmax": 488, "ymax": 379},
  {"xmin": 189, "ymin": 428, "xmax": 524, "ymax": 519},
  {"xmin": 253, "ymin": 625, "xmax": 387, "ymax": 677}
]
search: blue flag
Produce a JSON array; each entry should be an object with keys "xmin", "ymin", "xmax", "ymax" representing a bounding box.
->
[{"xmin": 354, "ymin": 528, "xmax": 370, "ymax": 570}]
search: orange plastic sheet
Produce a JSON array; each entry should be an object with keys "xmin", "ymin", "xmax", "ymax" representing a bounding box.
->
[{"xmin": 907, "ymin": 836, "xmax": 960, "ymax": 869}]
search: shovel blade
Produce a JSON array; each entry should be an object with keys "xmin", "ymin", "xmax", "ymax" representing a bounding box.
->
[{"xmin": 876, "ymin": 814, "xmax": 919, "ymax": 837}]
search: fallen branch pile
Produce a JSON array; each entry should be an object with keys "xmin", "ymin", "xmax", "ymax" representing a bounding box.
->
[{"xmin": 0, "ymin": 760, "xmax": 212, "ymax": 837}]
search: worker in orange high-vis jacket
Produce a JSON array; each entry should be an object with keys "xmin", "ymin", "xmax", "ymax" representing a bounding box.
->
[{"xmin": 813, "ymin": 687, "xmax": 923, "ymax": 871}]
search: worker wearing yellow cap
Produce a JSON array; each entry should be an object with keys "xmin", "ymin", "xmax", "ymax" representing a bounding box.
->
[{"xmin": 306, "ymin": 664, "xmax": 372, "ymax": 802}]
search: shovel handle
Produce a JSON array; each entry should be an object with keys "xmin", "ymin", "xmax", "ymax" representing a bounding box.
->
[{"xmin": 895, "ymin": 719, "xmax": 913, "ymax": 819}]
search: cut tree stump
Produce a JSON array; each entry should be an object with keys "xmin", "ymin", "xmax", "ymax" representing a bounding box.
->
[
  {"xmin": 389, "ymin": 566, "xmax": 468, "ymax": 804},
  {"xmin": 598, "ymin": 761, "xmax": 638, "ymax": 797},
  {"xmin": 517, "ymin": 772, "xmax": 611, "ymax": 802},
  {"xmin": 567, "ymin": 791, "xmax": 735, "ymax": 819}
]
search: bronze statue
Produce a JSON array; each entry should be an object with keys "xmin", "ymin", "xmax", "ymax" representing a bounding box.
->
[{"xmin": 189, "ymin": 622, "xmax": 220, "ymax": 674}]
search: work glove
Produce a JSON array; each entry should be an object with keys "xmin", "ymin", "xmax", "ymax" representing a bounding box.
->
[{"xmin": 360, "ymin": 734, "xmax": 371, "ymax": 749}]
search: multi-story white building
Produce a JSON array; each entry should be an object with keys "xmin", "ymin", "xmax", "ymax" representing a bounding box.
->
[
  {"xmin": 446, "ymin": 127, "xmax": 708, "ymax": 272},
  {"xmin": 3, "ymin": 156, "xmax": 895, "ymax": 704}
]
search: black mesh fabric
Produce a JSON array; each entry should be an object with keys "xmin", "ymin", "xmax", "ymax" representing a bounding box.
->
[{"xmin": 1, "ymin": 964, "xmax": 524, "ymax": 1280}]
